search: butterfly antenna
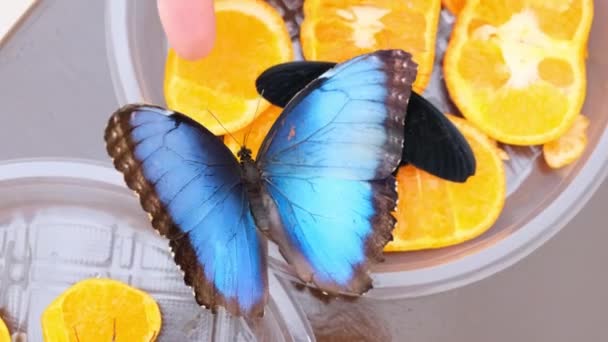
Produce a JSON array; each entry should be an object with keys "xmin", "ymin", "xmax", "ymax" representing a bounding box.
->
[
  {"xmin": 112, "ymin": 318, "xmax": 117, "ymax": 342},
  {"xmin": 73, "ymin": 326, "xmax": 81, "ymax": 342},
  {"xmin": 243, "ymin": 90, "xmax": 266, "ymax": 149},
  {"xmin": 205, "ymin": 108, "xmax": 242, "ymax": 146}
]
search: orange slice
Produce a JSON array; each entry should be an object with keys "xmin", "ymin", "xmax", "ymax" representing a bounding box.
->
[
  {"xmin": 0, "ymin": 316, "xmax": 9, "ymax": 342},
  {"xmin": 224, "ymin": 104, "xmax": 283, "ymax": 159},
  {"xmin": 164, "ymin": 0, "xmax": 293, "ymax": 135},
  {"xmin": 300, "ymin": 0, "xmax": 441, "ymax": 92},
  {"xmin": 41, "ymin": 278, "xmax": 161, "ymax": 342},
  {"xmin": 385, "ymin": 115, "xmax": 506, "ymax": 252},
  {"xmin": 543, "ymin": 114, "xmax": 589, "ymax": 169},
  {"xmin": 442, "ymin": 0, "xmax": 466, "ymax": 15},
  {"xmin": 444, "ymin": 0, "xmax": 593, "ymax": 146}
]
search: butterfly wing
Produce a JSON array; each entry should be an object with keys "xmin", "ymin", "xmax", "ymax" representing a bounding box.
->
[
  {"xmin": 105, "ymin": 104, "xmax": 268, "ymax": 317},
  {"xmin": 404, "ymin": 93, "xmax": 475, "ymax": 182},
  {"xmin": 256, "ymin": 50, "xmax": 416, "ymax": 294},
  {"xmin": 256, "ymin": 61, "xmax": 476, "ymax": 182},
  {"xmin": 256, "ymin": 61, "xmax": 337, "ymax": 107}
]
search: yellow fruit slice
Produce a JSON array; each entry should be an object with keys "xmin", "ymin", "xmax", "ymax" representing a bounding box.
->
[
  {"xmin": 0, "ymin": 316, "xmax": 9, "ymax": 342},
  {"xmin": 543, "ymin": 114, "xmax": 589, "ymax": 169},
  {"xmin": 41, "ymin": 278, "xmax": 161, "ymax": 342},
  {"xmin": 300, "ymin": 0, "xmax": 441, "ymax": 92},
  {"xmin": 444, "ymin": 0, "xmax": 593, "ymax": 145},
  {"xmin": 164, "ymin": 0, "xmax": 293, "ymax": 135},
  {"xmin": 224, "ymin": 105, "xmax": 283, "ymax": 159},
  {"xmin": 385, "ymin": 115, "xmax": 506, "ymax": 252},
  {"xmin": 442, "ymin": 0, "xmax": 466, "ymax": 15}
]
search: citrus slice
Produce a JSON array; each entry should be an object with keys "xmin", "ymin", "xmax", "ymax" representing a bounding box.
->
[
  {"xmin": 385, "ymin": 114, "xmax": 506, "ymax": 252},
  {"xmin": 444, "ymin": 0, "xmax": 593, "ymax": 145},
  {"xmin": 300, "ymin": 0, "xmax": 441, "ymax": 92},
  {"xmin": 0, "ymin": 315, "xmax": 9, "ymax": 342},
  {"xmin": 224, "ymin": 104, "xmax": 282, "ymax": 159},
  {"xmin": 41, "ymin": 278, "xmax": 161, "ymax": 342},
  {"xmin": 164, "ymin": 0, "xmax": 293, "ymax": 135},
  {"xmin": 543, "ymin": 114, "xmax": 589, "ymax": 169}
]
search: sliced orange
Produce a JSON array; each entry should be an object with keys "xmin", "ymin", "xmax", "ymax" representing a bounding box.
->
[
  {"xmin": 385, "ymin": 115, "xmax": 506, "ymax": 252},
  {"xmin": 300, "ymin": 0, "xmax": 441, "ymax": 92},
  {"xmin": 0, "ymin": 316, "xmax": 9, "ymax": 342},
  {"xmin": 224, "ymin": 104, "xmax": 283, "ymax": 159},
  {"xmin": 444, "ymin": 0, "xmax": 593, "ymax": 146},
  {"xmin": 442, "ymin": 0, "xmax": 466, "ymax": 15},
  {"xmin": 41, "ymin": 278, "xmax": 161, "ymax": 342},
  {"xmin": 543, "ymin": 114, "xmax": 589, "ymax": 169},
  {"xmin": 164, "ymin": 0, "xmax": 293, "ymax": 135}
]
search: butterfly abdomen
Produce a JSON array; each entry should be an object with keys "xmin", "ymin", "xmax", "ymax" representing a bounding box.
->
[{"xmin": 238, "ymin": 153, "xmax": 269, "ymax": 233}]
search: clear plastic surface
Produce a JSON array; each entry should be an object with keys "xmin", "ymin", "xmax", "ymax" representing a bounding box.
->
[{"xmin": 0, "ymin": 160, "xmax": 314, "ymax": 341}]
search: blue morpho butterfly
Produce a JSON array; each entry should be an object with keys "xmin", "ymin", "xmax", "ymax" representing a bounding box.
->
[{"xmin": 104, "ymin": 49, "xmax": 475, "ymax": 319}]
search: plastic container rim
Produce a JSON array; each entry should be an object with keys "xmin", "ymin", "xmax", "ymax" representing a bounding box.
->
[{"xmin": 102, "ymin": 0, "xmax": 608, "ymax": 299}]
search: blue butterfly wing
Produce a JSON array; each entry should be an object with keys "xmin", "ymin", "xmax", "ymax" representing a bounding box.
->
[
  {"xmin": 256, "ymin": 50, "xmax": 417, "ymax": 294},
  {"xmin": 256, "ymin": 61, "xmax": 476, "ymax": 182},
  {"xmin": 263, "ymin": 175, "xmax": 397, "ymax": 294},
  {"xmin": 105, "ymin": 104, "xmax": 268, "ymax": 317}
]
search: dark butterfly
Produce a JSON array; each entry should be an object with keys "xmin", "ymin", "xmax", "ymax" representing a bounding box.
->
[
  {"xmin": 256, "ymin": 61, "xmax": 476, "ymax": 182},
  {"xmin": 104, "ymin": 49, "xmax": 473, "ymax": 319}
]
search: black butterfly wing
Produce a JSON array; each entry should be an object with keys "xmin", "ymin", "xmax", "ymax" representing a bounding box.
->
[
  {"xmin": 403, "ymin": 93, "xmax": 475, "ymax": 182},
  {"xmin": 256, "ymin": 61, "xmax": 337, "ymax": 107}
]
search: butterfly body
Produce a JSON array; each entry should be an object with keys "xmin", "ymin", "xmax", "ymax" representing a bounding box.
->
[
  {"xmin": 105, "ymin": 50, "xmax": 419, "ymax": 318},
  {"xmin": 237, "ymin": 147, "xmax": 277, "ymax": 237}
]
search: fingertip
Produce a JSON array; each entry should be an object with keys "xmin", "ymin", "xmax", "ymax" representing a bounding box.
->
[{"xmin": 158, "ymin": 0, "xmax": 216, "ymax": 60}]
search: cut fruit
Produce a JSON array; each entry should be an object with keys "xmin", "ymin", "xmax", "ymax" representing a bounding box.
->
[
  {"xmin": 385, "ymin": 115, "xmax": 506, "ymax": 252},
  {"xmin": 300, "ymin": 0, "xmax": 441, "ymax": 92},
  {"xmin": 41, "ymin": 278, "xmax": 162, "ymax": 342},
  {"xmin": 164, "ymin": 0, "xmax": 293, "ymax": 135},
  {"xmin": 543, "ymin": 114, "xmax": 589, "ymax": 169},
  {"xmin": 0, "ymin": 315, "xmax": 9, "ymax": 342},
  {"xmin": 444, "ymin": 0, "xmax": 593, "ymax": 145},
  {"xmin": 442, "ymin": 0, "xmax": 465, "ymax": 15},
  {"xmin": 224, "ymin": 105, "xmax": 283, "ymax": 159}
]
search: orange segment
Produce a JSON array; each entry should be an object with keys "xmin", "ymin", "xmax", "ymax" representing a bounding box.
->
[
  {"xmin": 385, "ymin": 115, "xmax": 506, "ymax": 252},
  {"xmin": 225, "ymin": 105, "xmax": 283, "ymax": 159},
  {"xmin": 444, "ymin": 0, "xmax": 593, "ymax": 145},
  {"xmin": 468, "ymin": 0, "xmax": 592, "ymax": 46},
  {"xmin": 41, "ymin": 278, "xmax": 162, "ymax": 342},
  {"xmin": 543, "ymin": 114, "xmax": 589, "ymax": 169},
  {"xmin": 442, "ymin": 0, "xmax": 466, "ymax": 15},
  {"xmin": 0, "ymin": 316, "xmax": 9, "ymax": 342},
  {"xmin": 300, "ymin": 0, "xmax": 441, "ymax": 92},
  {"xmin": 164, "ymin": 0, "xmax": 293, "ymax": 135}
]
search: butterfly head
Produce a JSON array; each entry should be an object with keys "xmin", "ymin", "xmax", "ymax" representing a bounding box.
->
[
  {"xmin": 238, "ymin": 146, "xmax": 263, "ymax": 188},
  {"xmin": 237, "ymin": 146, "xmax": 254, "ymax": 164}
]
